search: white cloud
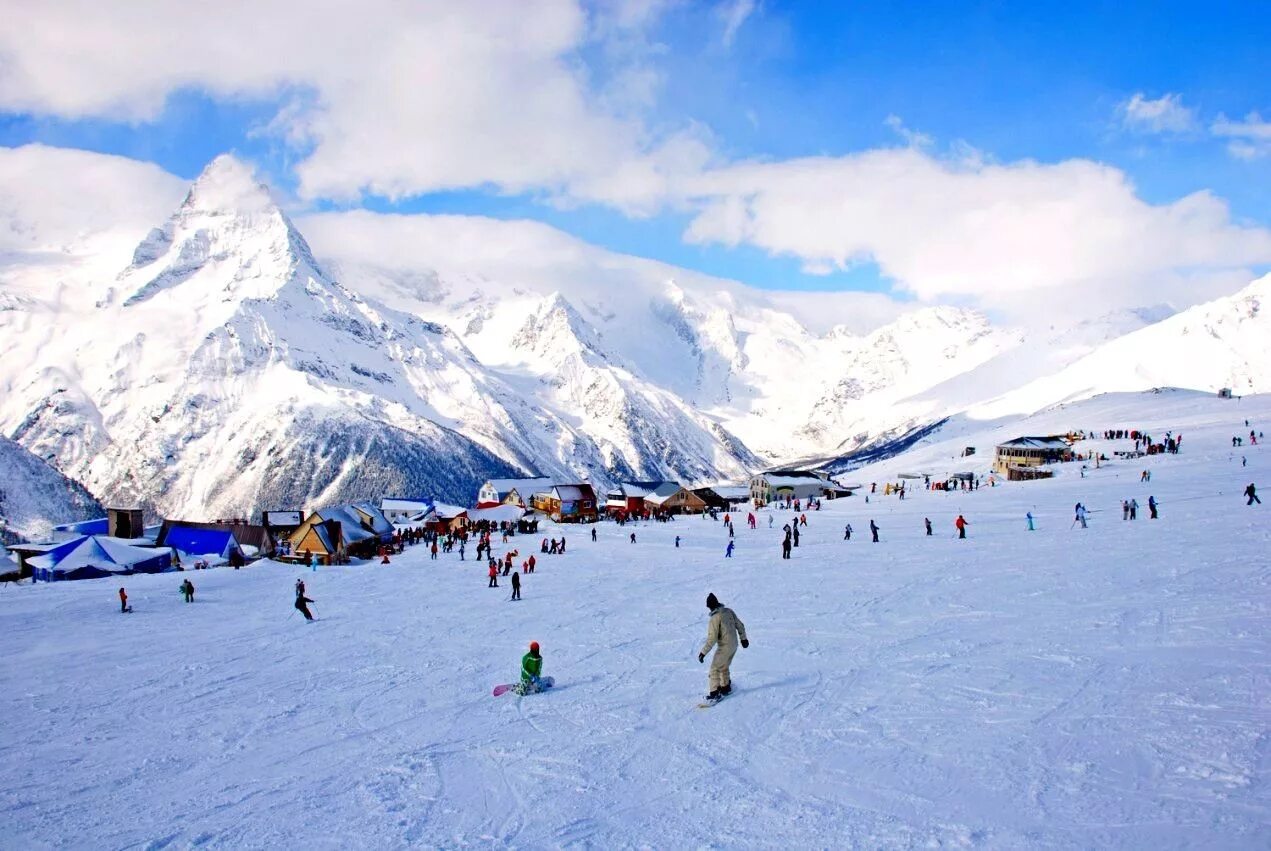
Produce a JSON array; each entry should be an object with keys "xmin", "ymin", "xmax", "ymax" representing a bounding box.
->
[
  {"xmin": 1211, "ymin": 112, "xmax": 1271, "ymax": 160},
  {"xmin": 1120, "ymin": 92, "xmax": 1196, "ymax": 134},
  {"xmin": 0, "ymin": 144, "xmax": 186, "ymax": 256},
  {"xmin": 681, "ymin": 146, "xmax": 1271, "ymax": 316},
  {"xmin": 0, "ymin": 0, "xmax": 691, "ymax": 212},
  {"xmin": 718, "ymin": 0, "xmax": 757, "ymax": 47}
]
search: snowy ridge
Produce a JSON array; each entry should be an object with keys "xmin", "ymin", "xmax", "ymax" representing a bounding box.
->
[{"xmin": 0, "ymin": 436, "xmax": 102, "ymax": 544}]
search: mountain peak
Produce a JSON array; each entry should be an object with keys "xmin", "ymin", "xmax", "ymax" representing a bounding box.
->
[{"xmin": 181, "ymin": 154, "xmax": 277, "ymax": 217}]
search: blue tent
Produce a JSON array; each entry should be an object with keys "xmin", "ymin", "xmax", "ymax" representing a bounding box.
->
[{"xmin": 30, "ymin": 536, "xmax": 172, "ymax": 582}]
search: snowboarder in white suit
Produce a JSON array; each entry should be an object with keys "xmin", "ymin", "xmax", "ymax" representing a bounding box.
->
[{"xmin": 698, "ymin": 593, "xmax": 749, "ymax": 700}]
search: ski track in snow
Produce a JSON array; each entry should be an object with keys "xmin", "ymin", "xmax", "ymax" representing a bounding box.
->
[{"xmin": 1, "ymin": 393, "xmax": 1270, "ymax": 848}]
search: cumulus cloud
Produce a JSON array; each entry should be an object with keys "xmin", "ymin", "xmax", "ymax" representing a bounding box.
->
[
  {"xmin": 1211, "ymin": 112, "xmax": 1271, "ymax": 160},
  {"xmin": 0, "ymin": 144, "xmax": 186, "ymax": 256},
  {"xmin": 1120, "ymin": 92, "xmax": 1196, "ymax": 134},
  {"xmin": 0, "ymin": 0, "xmax": 695, "ymax": 212},
  {"xmin": 681, "ymin": 146, "xmax": 1271, "ymax": 315}
]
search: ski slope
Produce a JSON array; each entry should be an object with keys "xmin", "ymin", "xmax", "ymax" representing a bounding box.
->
[{"xmin": 1, "ymin": 391, "xmax": 1268, "ymax": 848}]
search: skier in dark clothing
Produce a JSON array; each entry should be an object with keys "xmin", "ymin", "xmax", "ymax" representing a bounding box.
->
[
  {"xmin": 591, "ymin": 527, "xmax": 597, "ymax": 542},
  {"xmin": 1148, "ymin": 496, "xmax": 1158, "ymax": 519},
  {"xmin": 630, "ymin": 532, "xmax": 637, "ymax": 544},
  {"xmin": 924, "ymin": 518, "xmax": 932, "ymax": 536},
  {"xmin": 181, "ymin": 579, "xmax": 194, "ymax": 603},
  {"xmin": 1247, "ymin": 483, "xmax": 1261, "ymax": 505},
  {"xmin": 792, "ymin": 526, "xmax": 800, "ymax": 547},
  {"xmin": 295, "ymin": 578, "xmax": 305, "ymax": 597},
  {"xmin": 511, "ymin": 571, "xmax": 521, "ymax": 600},
  {"xmin": 781, "ymin": 537, "xmax": 791, "ymax": 559},
  {"xmin": 870, "ymin": 520, "xmax": 880, "ymax": 543},
  {"xmin": 843, "ymin": 523, "xmax": 852, "ymax": 540},
  {"xmin": 295, "ymin": 591, "xmax": 314, "ymax": 621}
]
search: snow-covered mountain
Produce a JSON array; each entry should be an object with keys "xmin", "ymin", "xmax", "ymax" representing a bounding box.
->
[
  {"xmin": 0, "ymin": 436, "xmax": 102, "ymax": 544},
  {"xmin": 2, "ymin": 152, "xmax": 1268, "ymax": 520}
]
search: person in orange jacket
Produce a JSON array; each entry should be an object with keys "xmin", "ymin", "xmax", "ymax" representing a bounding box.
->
[
  {"xmin": 488, "ymin": 561, "xmax": 499, "ymax": 588},
  {"xmin": 118, "ymin": 587, "xmax": 128, "ymax": 613},
  {"xmin": 955, "ymin": 514, "xmax": 969, "ymax": 539}
]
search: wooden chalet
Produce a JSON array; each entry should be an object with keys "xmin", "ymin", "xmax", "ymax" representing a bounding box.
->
[
  {"xmin": 289, "ymin": 502, "xmax": 394, "ymax": 564},
  {"xmin": 531, "ymin": 484, "xmax": 599, "ymax": 523}
]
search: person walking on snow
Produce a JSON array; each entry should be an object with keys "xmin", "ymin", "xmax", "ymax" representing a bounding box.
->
[
  {"xmin": 510, "ymin": 570, "xmax": 521, "ymax": 601},
  {"xmin": 843, "ymin": 523, "xmax": 852, "ymax": 541},
  {"xmin": 591, "ymin": 527, "xmax": 597, "ymax": 542},
  {"xmin": 181, "ymin": 578, "xmax": 194, "ymax": 603},
  {"xmin": 295, "ymin": 578, "xmax": 305, "ymax": 598},
  {"xmin": 1246, "ymin": 483, "xmax": 1261, "ymax": 505},
  {"xmin": 768, "ymin": 515, "xmax": 773, "ymax": 529},
  {"xmin": 488, "ymin": 562, "xmax": 499, "ymax": 588},
  {"xmin": 518, "ymin": 641, "xmax": 545, "ymax": 694},
  {"xmin": 870, "ymin": 520, "xmax": 880, "ymax": 543},
  {"xmin": 1122, "ymin": 500, "xmax": 1130, "ymax": 521},
  {"xmin": 698, "ymin": 593, "xmax": 748, "ymax": 701},
  {"xmin": 675, "ymin": 535, "xmax": 681, "ymax": 548},
  {"xmin": 725, "ymin": 540, "xmax": 735, "ymax": 558},
  {"xmin": 295, "ymin": 589, "xmax": 314, "ymax": 621},
  {"xmin": 1026, "ymin": 511, "xmax": 1035, "ymax": 531},
  {"xmin": 1129, "ymin": 498, "xmax": 1138, "ymax": 520},
  {"xmin": 924, "ymin": 518, "xmax": 933, "ymax": 536},
  {"xmin": 119, "ymin": 587, "xmax": 128, "ymax": 613},
  {"xmin": 792, "ymin": 525, "xmax": 800, "ymax": 547},
  {"xmin": 955, "ymin": 515, "xmax": 968, "ymax": 539}
]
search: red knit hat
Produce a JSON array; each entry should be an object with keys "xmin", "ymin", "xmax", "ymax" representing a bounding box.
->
[{"xmin": 529, "ymin": 641, "xmax": 540, "ymax": 652}]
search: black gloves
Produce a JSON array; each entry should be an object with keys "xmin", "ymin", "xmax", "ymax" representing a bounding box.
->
[
  {"xmin": 698, "ymin": 653, "xmax": 705, "ymax": 663},
  {"xmin": 741, "ymin": 640, "xmax": 749, "ymax": 649}
]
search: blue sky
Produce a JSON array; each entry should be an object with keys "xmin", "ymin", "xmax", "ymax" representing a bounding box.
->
[{"xmin": 0, "ymin": 1, "xmax": 1267, "ymax": 300}]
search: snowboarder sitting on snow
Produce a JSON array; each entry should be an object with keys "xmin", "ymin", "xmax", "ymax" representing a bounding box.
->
[
  {"xmin": 698, "ymin": 593, "xmax": 748, "ymax": 701},
  {"xmin": 517, "ymin": 641, "xmax": 544, "ymax": 694},
  {"xmin": 295, "ymin": 590, "xmax": 314, "ymax": 621}
]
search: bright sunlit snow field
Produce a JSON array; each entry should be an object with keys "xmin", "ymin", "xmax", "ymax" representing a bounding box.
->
[{"xmin": 1, "ymin": 391, "xmax": 1268, "ymax": 849}]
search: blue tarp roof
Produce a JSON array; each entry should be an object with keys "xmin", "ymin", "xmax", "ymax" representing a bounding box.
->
[
  {"xmin": 53, "ymin": 517, "xmax": 109, "ymax": 535},
  {"xmin": 30, "ymin": 536, "xmax": 172, "ymax": 582},
  {"xmin": 163, "ymin": 527, "xmax": 240, "ymax": 558}
]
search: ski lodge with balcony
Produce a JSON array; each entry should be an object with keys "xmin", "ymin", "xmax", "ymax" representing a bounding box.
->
[
  {"xmin": 993, "ymin": 436, "xmax": 1072, "ymax": 479},
  {"xmin": 288, "ymin": 502, "xmax": 394, "ymax": 564}
]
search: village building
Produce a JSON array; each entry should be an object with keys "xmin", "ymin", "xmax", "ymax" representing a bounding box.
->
[
  {"xmin": 531, "ymin": 484, "xmax": 599, "ymax": 523},
  {"xmin": 289, "ymin": 502, "xmax": 394, "ymax": 564},
  {"xmin": 426, "ymin": 503, "xmax": 469, "ymax": 534},
  {"xmin": 155, "ymin": 519, "xmax": 272, "ymax": 562},
  {"xmin": 993, "ymin": 436, "xmax": 1072, "ymax": 477},
  {"xmin": 692, "ymin": 485, "xmax": 751, "ymax": 511},
  {"xmin": 380, "ymin": 497, "xmax": 434, "ymax": 525},
  {"xmin": 476, "ymin": 477, "xmax": 554, "ymax": 509},
  {"xmin": 262, "ymin": 510, "xmax": 304, "ymax": 539},
  {"xmin": 749, "ymin": 470, "xmax": 832, "ymax": 505},
  {"xmin": 642, "ymin": 483, "xmax": 708, "ymax": 515}
]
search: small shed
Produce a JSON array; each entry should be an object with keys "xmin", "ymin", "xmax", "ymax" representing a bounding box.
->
[{"xmin": 1218, "ymin": 387, "xmax": 1233, "ymax": 399}]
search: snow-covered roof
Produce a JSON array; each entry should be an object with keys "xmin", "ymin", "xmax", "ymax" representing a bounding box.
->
[
  {"xmin": 313, "ymin": 503, "xmax": 393, "ymax": 544},
  {"xmin": 484, "ymin": 478, "xmax": 553, "ymax": 497},
  {"xmin": 641, "ymin": 483, "xmax": 685, "ymax": 505},
  {"xmin": 707, "ymin": 485, "xmax": 751, "ymax": 500},
  {"xmin": 29, "ymin": 535, "xmax": 170, "ymax": 575},
  {"xmin": 553, "ymin": 485, "xmax": 595, "ymax": 501},
  {"xmin": 381, "ymin": 497, "xmax": 433, "ymax": 513},
  {"xmin": 431, "ymin": 503, "xmax": 468, "ymax": 520},
  {"xmin": 997, "ymin": 437, "xmax": 1070, "ymax": 450},
  {"xmin": 758, "ymin": 472, "xmax": 829, "ymax": 488},
  {"xmin": 263, "ymin": 510, "xmax": 304, "ymax": 527},
  {"xmin": 467, "ymin": 504, "xmax": 526, "ymax": 524}
]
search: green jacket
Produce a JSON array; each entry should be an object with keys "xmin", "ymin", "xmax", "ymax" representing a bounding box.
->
[{"xmin": 521, "ymin": 651, "xmax": 543, "ymax": 683}]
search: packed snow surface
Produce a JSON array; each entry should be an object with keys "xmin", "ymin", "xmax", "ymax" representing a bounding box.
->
[{"xmin": 1, "ymin": 391, "xmax": 1269, "ymax": 848}]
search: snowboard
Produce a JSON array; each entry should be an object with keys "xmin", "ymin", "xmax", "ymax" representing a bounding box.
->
[
  {"xmin": 493, "ymin": 677, "xmax": 554, "ymax": 697},
  {"xmin": 697, "ymin": 690, "xmax": 732, "ymax": 709}
]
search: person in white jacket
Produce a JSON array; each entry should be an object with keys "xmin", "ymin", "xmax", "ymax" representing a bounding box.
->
[{"xmin": 699, "ymin": 593, "xmax": 749, "ymax": 700}]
